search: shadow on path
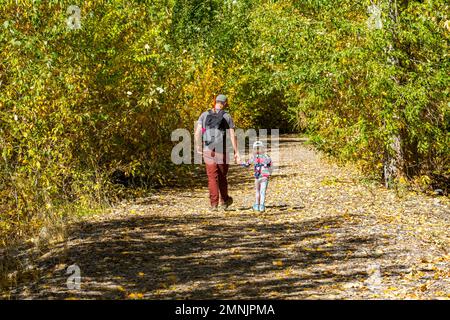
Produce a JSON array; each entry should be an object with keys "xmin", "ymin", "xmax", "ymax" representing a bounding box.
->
[{"xmin": 17, "ymin": 210, "xmax": 403, "ymax": 299}]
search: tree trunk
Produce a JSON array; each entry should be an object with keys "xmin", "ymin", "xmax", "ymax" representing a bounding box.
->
[{"xmin": 382, "ymin": 0, "xmax": 405, "ymax": 188}]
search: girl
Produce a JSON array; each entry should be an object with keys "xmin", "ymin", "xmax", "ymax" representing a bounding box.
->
[{"xmin": 241, "ymin": 141, "xmax": 272, "ymax": 212}]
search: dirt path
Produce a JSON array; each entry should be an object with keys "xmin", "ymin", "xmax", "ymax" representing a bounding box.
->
[{"xmin": 6, "ymin": 135, "xmax": 450, "ymax": 299}]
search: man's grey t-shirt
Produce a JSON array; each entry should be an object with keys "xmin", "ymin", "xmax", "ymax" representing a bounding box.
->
[{"xmin": 197, "ymin": 110, "xmax": 235, "ymax": 152}]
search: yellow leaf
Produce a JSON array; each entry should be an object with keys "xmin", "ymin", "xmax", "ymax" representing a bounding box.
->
[
  {"xmin": 284, "ymin": 267, "xmax": 293, "ymax": 276},
  {"xmin": 128, "ymin": 293, "xmax": 144, "ymax": 299},
  {"xmin": 268, "ymin": 291, "xmax": 279, "ymax": 297},
  {"xmin": 272, "ymin": 260, "xmax": 283, "ymax": 266},
  {"xmin": 215, "ymin": 283, "xmax": 226, "ymax": 290}
]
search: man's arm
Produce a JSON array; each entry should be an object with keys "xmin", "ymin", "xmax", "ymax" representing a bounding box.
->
[
  {"xmin": 229, "ymin": 128, "xmax": 240, "ymax": 163},
  {"xmin": 195, "ymin": 124, "xmax": 202, "ymax": 154}
]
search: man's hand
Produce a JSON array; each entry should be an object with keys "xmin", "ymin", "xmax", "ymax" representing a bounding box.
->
[
  {"xmin": 196, "ymin": 145, "xmax": 203, "ymax": 155},
  {"xmin": 234, "ymin": 152, "xmax": 241, "ymax": 164}
]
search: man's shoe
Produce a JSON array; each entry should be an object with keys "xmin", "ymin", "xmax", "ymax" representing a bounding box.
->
[
  {"xmin": 259, "ymin": 204, "xmax": 266, "ymax": 212},
  {"xmin": 209, "ymin": 205, "xmax": 218, "ymax": 212},
  {"xmin": 220, "ymin": 196, "xmax": 233, "ymax": 210},
  {"xmin": 252, "ymin": 204, "xmax": 260, "ymax": 211}
]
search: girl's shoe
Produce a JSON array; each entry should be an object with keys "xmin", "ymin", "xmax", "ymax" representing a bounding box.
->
[
  {"xmin": 259, "ymin": 205, "xmax": 266, "ymax": 212},
  {"xmin": 252, "ymin": 204, "xmax": 259, "ymax": 211}
]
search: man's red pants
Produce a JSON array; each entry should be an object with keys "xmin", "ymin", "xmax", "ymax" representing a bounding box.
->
[{"xmin": 203, "ymin": 149, "xmax": 231, "ymax": 207}]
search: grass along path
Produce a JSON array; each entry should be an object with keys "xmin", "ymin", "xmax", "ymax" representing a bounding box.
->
[{"xmin": 4, "ymin": 135, "xmax": 449, "ymax": 299}]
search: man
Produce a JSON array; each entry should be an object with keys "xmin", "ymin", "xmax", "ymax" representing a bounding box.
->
[{"xmin": 195, "ymin": 94, "xmax": 241, "ymax": 211}]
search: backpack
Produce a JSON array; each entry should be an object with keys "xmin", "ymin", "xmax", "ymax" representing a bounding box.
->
[{"xmin": 203, "ymin": 109, "xmax": 229, "ymax": 153}]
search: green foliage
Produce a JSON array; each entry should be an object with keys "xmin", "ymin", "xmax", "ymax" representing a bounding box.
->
[{"xmin": 0, "ymin": 0, "xmax": 192, "ymax": 244}]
